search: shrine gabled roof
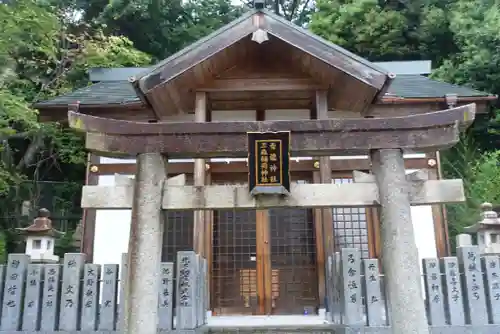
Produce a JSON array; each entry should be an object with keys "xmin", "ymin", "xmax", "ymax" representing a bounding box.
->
[
  {"xmin": 123, "ymin": 9, "xmax": 396, "ymax": 116},
  {"xmin": 34, "ymin": 75, "xmax": 495, "ymax": 109},
  {"xmin": 132, "ymin": 9, "xmax": 390, "ymax": 94}
]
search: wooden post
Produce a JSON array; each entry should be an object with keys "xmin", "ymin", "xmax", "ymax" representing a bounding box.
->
[
  {"xmin": 428, "ymin": 151, "xmax": 450, "ymax": 257},
  {"xmin": 194, "ymin": 92, "xmax": 207, "ymax": 256},
  {"xmin": 204, "ymin": 169, "xmax": 213, "ymax": 314},
  {"xmin": 315, "ymin": 90, "xmax": 331, "ymax": 310},
  {"xmin": 81, "ymin": 153, "xmax": 99, "ymax": 262},
  {"xmin": 256, "ymin": 209, "xmax": 272, "ymax": 315}
]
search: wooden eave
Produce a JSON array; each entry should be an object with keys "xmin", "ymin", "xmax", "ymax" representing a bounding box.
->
[
  {"xmin": 36, "ymin": 102, "xmax": 154, "ymax": 122},
  {"xmin": 379, "ymin": 95, "xmax": 498, "ymax": 104},
  {"xmin": 131, "ymin": 9, "xmax": 392, "ymax": 118}
]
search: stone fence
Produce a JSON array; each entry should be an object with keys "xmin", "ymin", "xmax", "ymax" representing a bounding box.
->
[
  {"xmin": 0, "ymin": 251, "xmax": 207, "ymax": 333},
  {"xmin": 326, "ymin": 244, "xmax": 500, "ymax": 333},
  {"xmin": 0, "ymin": 245, "xmax": 499, "ymax": 333}
]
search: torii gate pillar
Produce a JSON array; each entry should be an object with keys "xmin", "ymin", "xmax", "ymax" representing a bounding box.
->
[
  {"xmin": 371, "ymin": 149, "xmax": 429, "ymax": 334},
  {"xmin": 123, "ymin": 153, "xmax": 166, "ymax": 334}
]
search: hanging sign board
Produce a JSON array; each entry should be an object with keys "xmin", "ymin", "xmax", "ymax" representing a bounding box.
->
[{"xmin": 248, "ymin": 131, "xmax": 291, "ymax": 196}]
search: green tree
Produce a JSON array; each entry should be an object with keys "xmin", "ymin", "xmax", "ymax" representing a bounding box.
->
[
  {"xmin": 81, "ymin": 0, "xmax": 243, "ymax": 60},
  {"xmin": 432, "ymin": 0, "xmax": 500, "ymax": 100},
  {"xmin": 0, "ymin": 0, "xmax": 152, "ymax": 255},
  {"xmin": 309, "ymin": 0, "xmax": 458, "ymax": 64}
]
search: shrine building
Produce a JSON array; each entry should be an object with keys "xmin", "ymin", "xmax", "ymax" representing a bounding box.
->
[{"xmin": 35, "ymin": 9, "xmax": 496, "ymax": 316}]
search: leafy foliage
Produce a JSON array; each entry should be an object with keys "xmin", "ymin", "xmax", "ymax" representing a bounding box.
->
[
  {"xmin": 309, "ymin": 0, "xmax": 500, "ymax": 244},
  {"xmin": 309, "ymin": 0, "xmax": 459, "ymax": 64},
  {"xmin": 442, "ymin": 139, "xmax": 500, "ymax": 250},
  {"xmin": 0, "ymin": 0, "xmax": 152, "ymax": 257}
]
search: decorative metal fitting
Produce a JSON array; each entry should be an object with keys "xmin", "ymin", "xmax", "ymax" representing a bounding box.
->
[
  {"xmin": 90, "ymin": 165, "xmax": 99, "ymax": 173},
  {"xmin": 427, "ymin": 159, "xmax": 437, "ymax": 167},
  {"xmin": 313, "ymin": 161, "xmax": 320, "ymax": 169},
  {"xmin": 205, "ymin": 163, "xmax": 210, "ymax": 171}
]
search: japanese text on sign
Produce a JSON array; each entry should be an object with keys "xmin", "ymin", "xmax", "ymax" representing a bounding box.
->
[
  {"xmin": 178, "ymin": 256, "xmax": 191, "ymax": 307},
  {"xmin": 255, "ymin": 140, "xmax": 282, "ymax": 186},
  {"xmin": 447, "ymin": 261, "xmax": 461, "ymax": 303},
  {"xmin": 427, "ymin": 260, "xmax": 442, "ymax": 304}
]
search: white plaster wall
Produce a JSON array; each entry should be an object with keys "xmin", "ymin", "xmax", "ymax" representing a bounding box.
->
[
  {"xmin": 94, "ymin": 174, "xmax": 133, "ymax": 268},
  {"xmin": 265, "ymin": 109, "xmax": 310, "ymax": 120},
  {"xmin": 211, "ymin": 110, "xmax": 256, "ymax": 121},
  {"xmin": 406, "ymin": 169, "xmax": 437, "ymax": 299}
]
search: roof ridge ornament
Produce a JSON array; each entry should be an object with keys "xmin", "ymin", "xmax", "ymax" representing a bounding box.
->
[{"xmin": 251, "ymin": 29, "xmax": 269, "ymax": 44}]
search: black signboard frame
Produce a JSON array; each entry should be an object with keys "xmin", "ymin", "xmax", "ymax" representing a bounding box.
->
[{"xmin": 248, "ymin": 131, "xmax": 291, "ymax": 196}]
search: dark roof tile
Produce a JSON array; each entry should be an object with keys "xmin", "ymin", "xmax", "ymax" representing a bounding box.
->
[
  {"xmin": 388, "ymin": 75, "xmax": 488, "ymax": 98},
  {"xmin": 35, "ymin": 81, "xmax": 140, "ymax": 107},
  {"xmin": 35, "ymin": 75, "xmax": 492, "ymax": 108}
]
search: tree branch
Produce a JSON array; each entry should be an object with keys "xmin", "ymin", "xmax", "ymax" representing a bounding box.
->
[{"xmin": 16, "ymin": 133, "xmax": 44, "ymax": 170}]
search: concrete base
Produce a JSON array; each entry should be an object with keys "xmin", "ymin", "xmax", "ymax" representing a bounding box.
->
[
  {"xmin": 334, "ymin": 325, "xmax": 500, "ymax": 334},
  {"xmin": 318, "ymin": 309, "xmax": 327, "ymax": 320},
  {"xmin": 208, "ymin": 324, "xmax": 335, "ymax": 333},
  {"xmin": 2, "ymin": 325, "xmax": 500, "ymax": 333},
  {"xmin": 0, "ymin": 329, "xmax": 210, "ymax": 334},
  {"xmin": 30, "ymin": 254, "xmax": 59, "ymax": 263}
]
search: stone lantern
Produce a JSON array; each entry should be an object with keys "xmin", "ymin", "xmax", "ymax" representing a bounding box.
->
[
  {"xmin": 464, "ymin": 202, "xmax": 500, "ymax": 255},
  {"xmin": 16, "ymin": 208, "xmax": 63, "ymax": 263},
  {"xmin": 71, "ymin": 220, "xmax": 83, "ymax": 250}
]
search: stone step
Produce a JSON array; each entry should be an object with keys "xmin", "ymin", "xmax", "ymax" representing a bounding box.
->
[{"xmin": 207, "ymin": 324, "xmax": 336, "ymax": 334}]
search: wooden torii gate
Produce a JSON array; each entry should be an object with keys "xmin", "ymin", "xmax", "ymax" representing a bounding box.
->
[{"xmin": 69, "ymin": 103, "xmax": 475, "ymax": 334}]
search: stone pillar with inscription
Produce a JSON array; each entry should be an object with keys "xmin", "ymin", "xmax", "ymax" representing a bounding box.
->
[
  {"xmin": 40, "ymin": 264, "xmax": 62, "ymax": 330},
  {"xmin": 371, "ymin": 149, "xmax": 429, "ymax": 334},
  {"xmin": 1, "ymin": 254, "xmax": 29, "ymax": 331},
  {"xmin": 100, "ymin": 264, "xmax": 119, "ymax": 330},
  {"xmin": 124, "ymin": 153, "xmax": 167, "ymax": 334},
  {"xmin": 59, "ymin": 253, "xmax": 85, "ymax": 331},
  {"xmin": 177, "ymin": 251, "xmax": 198, "ymax": 329}
]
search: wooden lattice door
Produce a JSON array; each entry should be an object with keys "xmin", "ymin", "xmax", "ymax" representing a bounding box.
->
[{"xmin": 211, "ymin": 208, "xmax": 260, "ymax": 314}]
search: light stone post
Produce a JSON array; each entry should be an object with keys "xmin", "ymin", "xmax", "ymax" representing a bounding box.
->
[
  {"xmin": 124, "ymin": 153, "xmax": 167, "ymax": 334},
  {"xmin": 371, "ymin": 149, "xmax": 430, "ymax": 334}
]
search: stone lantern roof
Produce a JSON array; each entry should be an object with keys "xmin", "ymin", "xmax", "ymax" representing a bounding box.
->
[
  {"xmin": 463, "ymin": 202, "xmax": 500, "ymax": 233},
  {"xmin": 16, "ymin": 208, "xmax": 64, "ymax": 237}
]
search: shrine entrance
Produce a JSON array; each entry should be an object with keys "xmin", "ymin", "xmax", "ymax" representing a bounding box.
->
[
  {"xmin": 269, "ymin": 207, "xmax": 318, "ymax": 315},
  {"xmin": 211, "ymin": 208, "xmax": 258, "ymax": 315},
  {"xmin": 69, "ymin": 6, "xmax": 476, "ymax": 332},
  {"xmin": 210, "ymin": 173, "xmax": 318, "ymax": 315},
  {"xmin": 211, "ymin": 207, "xmax": 318, "ymax": 316},
  {"xmin": 72, "ymin": 101, "xmax": 474, "ymax": 334}
]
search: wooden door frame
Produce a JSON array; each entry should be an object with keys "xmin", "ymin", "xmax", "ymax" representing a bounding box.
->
[
  {"xmin": 256, "ymin": 210, "xmax": 272, "ymax": 315},
  {"xmin": 209, "ymin": 171, "xmax": 379, "ymax": 315},
  {"xmin": 210, "ymin": 171, "xmax": 319, "ymax": 315}
]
